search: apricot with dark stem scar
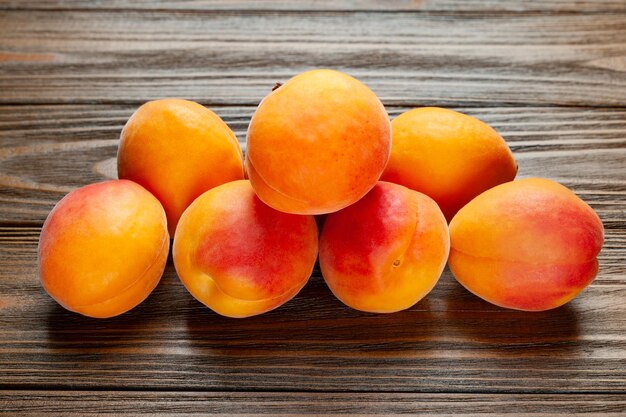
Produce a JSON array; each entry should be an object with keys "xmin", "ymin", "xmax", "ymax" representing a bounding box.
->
[{"xmin": 246, "ymin": 69, "xmax": 391, "ymax": 215}]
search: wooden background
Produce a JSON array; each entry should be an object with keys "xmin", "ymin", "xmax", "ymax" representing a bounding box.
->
[{"xmin": 1, "ymin": 1, "xmax": 625, "ymax": 415}]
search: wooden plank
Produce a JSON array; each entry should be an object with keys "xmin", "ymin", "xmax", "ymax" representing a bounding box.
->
[
  {"xmin": 1, "ymin": 391, "xmax": 626, "ymax": 416},
  {"xmin": 0, "ymin": 11, "xmax": 625, "ymax": 106},
  {"xmin": 1, "ymin": 105, "xmax": 624, "ymax": 226},
  {"xmin": 0, "ymin": 3, "xmax": 624, "ymax": 403},
  {"xmin": 1, "ymin": 0, "xmax": 625, "ymax": 13},
  {"xmin": 0, "ymin": 227, "xmax": 624, "ymax": 392}
]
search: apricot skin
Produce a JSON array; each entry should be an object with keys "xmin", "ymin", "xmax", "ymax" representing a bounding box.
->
[
  {"xmin": 246, "ymin": 69, "xmax": 391, "ymax": 215},
  {"xmin": 118, "ymin": 99, "xmax": 245, "ymax": 235},
  {"xmin": 173, "ymin": 180, "xmax": 318, "ymax": 318},
  {"xmin": 381, "ymin": 107, "xmax": 517, "ymax": 222},
  {"xmin": 319, "ymin": 182, "xmax": 450, "ymax": 313},
  {"xmin": 449, "ymin": 178, "xmax": 604, "ymax": 311},
  {"xmin": 38, "ymin": 180, "xmax": 169, "ymax": 318}
]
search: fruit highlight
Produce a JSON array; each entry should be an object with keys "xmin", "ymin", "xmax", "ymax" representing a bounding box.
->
[
  {"xmin": 319, "ymin": 182, "xmax": 450, "ymax": 313},
  {"xmin": 246, "ymin": 69, "xmax": 391, "ymax": 215},
  {"xmin": 173, "ymin": 180, "xmax": 319, "ymax": 318},
  {"xmin": 449, "ymin": 178, "xmax": 604, "ymax": 311},
  {"xmin": 38, "ymin": 180, "xmax": 169, "ymax": 318}
]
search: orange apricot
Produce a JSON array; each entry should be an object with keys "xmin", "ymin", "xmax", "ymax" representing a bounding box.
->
[
  {"xmin": 118, "ymin": 99, "xmax": 245, "ymax": 235},
  {"xmin": 38, "ymin": 180, "xmax": 169, "ymax": 318},
  {"xmin": 449, "ymin": 178, "xmax": 604, "ymax": 311},
  {"xmin": 173, "ymin": 180, "xmax": 318, "ymax": 318},
  {"xmin": 246, "ymin": 69, "xmax": 391, "ymax": 215},
  {"xmin": 381, "ymin": 107, "xmax": 517, "ymax": 221},
  {"xmin": 319, "ymin": 181, "xmax": 449, "ymax": 313}
]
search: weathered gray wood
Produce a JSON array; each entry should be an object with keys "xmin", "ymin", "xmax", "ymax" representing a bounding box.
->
[
  {"xmin": 1, "ymin": 391, "xmax": 626, "ymax": 416},
  {"xmin": 1, "ymin": 0, "xmax": 625, "ymax": 12},
  {"xmin": 0, "ymin": 11, "xmax": 625, "ymax": 106}
]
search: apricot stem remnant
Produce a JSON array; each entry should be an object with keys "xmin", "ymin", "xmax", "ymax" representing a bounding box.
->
[{"xmin": 246, "ymin": 69, "xmax": 391, "ymax": 215}]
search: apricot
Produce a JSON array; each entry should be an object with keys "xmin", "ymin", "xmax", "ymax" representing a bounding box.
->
[
  {"xmin": 38, "ymin": 180, "xmax": 169, "ymax": 318},
  {"xmin": 173, "ymin": 180, "xmax": 318, "ymax": 318},
  {"xmin": 118, "ymin": 99, "xmax": 245, "ymax": 235},
  {"xmin": 246, "ymin": 69, "xmax": 391, "ymax": 215},
  {"xmin": 449, "ymin": 178, "xmax": 604, "ymax": 311},
  {"xmin": 319, "ymin": 181, "xmax": 450, "ymax": 313},
  {"xmin": 381, "ymin": 107, "xmax": 517, "ymax": 221}
]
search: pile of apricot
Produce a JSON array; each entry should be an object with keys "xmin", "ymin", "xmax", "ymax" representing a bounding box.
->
[{"xmin": 38, "ymin": 69, "xmax": 603, "ymax": 318}]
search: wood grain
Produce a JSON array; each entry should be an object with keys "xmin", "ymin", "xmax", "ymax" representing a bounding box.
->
[
  {"xmin": 0, "ymin": 227, "xmax": 624, "ymax": 392},
  {"xmin": 1, "ymin": 105, "xmax": 624, "ymax": 226},
  {"xmin": 0, "ymin": 0, "xmax": 625, "ymax": 413},
  {"xmin": 1, "ymin": 391, "xmax": 626, "ymax": 416},
  {"xmin": 0, "ymin": 11, "xmax": 625, "ymax": 106},
  {"xmin": 1, "ymin": 0, "xmax": 625, "ymax": 13}
]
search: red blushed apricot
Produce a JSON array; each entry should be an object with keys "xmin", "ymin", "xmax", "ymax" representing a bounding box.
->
[
  {"xmin": 173, "ymin": 180, "xmax": 318, "ymax": 318},
  {"xmin": 246, "ymin": 69, "xmax": 391, "ymax": 215},
  {"xmin": 38, "ymin": 180, "xmax": 169, "ymax": 318},
  {"xmin": 381, "ymin": 107, "xmax": 517, "ymax": 221},
  {"xmin": 449, "ymin": 178, "xmax": 604, "ymax": 311},
  {"xmin": 319, "ymin": 182, "xmax": 450, "ymax": 313},
  {"xmin": 118, "ymin": 99, "xmax": 245, "ymax": 235}
]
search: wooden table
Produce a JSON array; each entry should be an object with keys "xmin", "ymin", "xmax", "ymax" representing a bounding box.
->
[{"xmin": 1, "ymin": 1, "xmax": 625, "ymax": 415}]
